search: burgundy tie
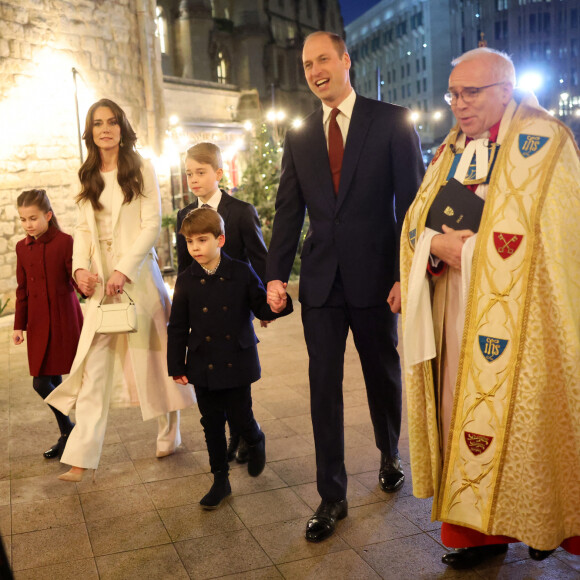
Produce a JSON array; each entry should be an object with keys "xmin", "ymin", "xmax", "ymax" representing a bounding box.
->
[{"xmin": 328, "ymin": 108, "xmax": 344, "ymax": 195}]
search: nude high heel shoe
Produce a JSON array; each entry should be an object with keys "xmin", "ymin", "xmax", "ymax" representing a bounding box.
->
[{"xmin": 58, "ymin": 468, "xmax": 96, "ymax": 483}]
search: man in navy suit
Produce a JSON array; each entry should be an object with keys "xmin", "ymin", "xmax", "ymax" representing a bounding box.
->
[{"xmin": 266, "ymin": 31, "xmax": 425, "ymax": 542}]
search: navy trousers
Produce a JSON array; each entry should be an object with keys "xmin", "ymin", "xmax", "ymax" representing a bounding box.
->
[
  {"xmin": 301, "ymin": 273, "xmax": 402, "ymax": 502},
  {"xmin": 195, "ymin": 384, "xmax": 262, "ymax": 474}
]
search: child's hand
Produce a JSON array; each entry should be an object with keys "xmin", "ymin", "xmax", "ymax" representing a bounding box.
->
[
  {"xmin": 267, "ymin": 280, "xmax": 288, "ymax": 313},
  {"xmin": 75, "ymin": 269, "xmax": 100, "ymax": 297},
  {"xmin": 12, "ymin": 330, "xmax": 24, "ymax": 345},
  {"xmin": 173, "ymin": 376, "xmax": 189, "ymax": 385}
]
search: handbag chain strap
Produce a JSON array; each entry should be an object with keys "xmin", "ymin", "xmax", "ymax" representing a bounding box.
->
[{"xmin": 98, "ymin": 289, "xmax": 135, "ymax": 306}]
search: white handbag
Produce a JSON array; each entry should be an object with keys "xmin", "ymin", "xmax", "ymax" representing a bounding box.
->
[{"xmin": 95, "ymin": 290, "xmax": 138, "ymax": 334}]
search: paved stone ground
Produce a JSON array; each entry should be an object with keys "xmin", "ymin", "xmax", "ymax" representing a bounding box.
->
[{"xmin": 1, "ymin": 288, "xmax": 578, "ymax": 579}]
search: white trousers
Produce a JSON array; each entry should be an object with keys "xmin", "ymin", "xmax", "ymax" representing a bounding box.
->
[
  {"xmin": 61, "ymin": 240, "xmax": 181, "ymax": 469},
  {"xmin": 60, "ymin": 331, "xmax": 181, "ymax": 469}
]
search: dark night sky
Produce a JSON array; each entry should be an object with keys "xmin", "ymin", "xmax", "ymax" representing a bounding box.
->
[{"xmin": 339, "ymin": 0, "xmax": 382, "ymax": 26}]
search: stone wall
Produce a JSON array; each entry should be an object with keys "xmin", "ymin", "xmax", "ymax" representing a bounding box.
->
[{"xmin": 0, "ymin": 0, "xmax": 164, "ymax": 314}]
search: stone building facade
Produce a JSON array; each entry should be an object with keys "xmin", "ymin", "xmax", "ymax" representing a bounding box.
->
[
  {"xmin": 156, "ymin": 0, "xmax": 344, "ymax": 119},
  {"xmin": 0, "ymin": 0, "xmax": 167, "ymax": 312},
  {"xmin": 156, "ymin": 0, "xmax": 344, "ymax": 210}
]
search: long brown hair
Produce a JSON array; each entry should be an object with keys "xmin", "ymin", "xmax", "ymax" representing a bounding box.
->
[
  {"xmin": 76, "ymin": 98, "xmax": 144, "ymax": 210},
  {"xmin": 17, "ymin": 189, "xmax": 62, "ymax": 231}
]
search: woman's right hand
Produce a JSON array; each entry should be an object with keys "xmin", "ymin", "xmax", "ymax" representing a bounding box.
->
[
  {"xmin": 75, "ymin": 269, "xmax": 100, "ymax": 297},
  {"xmin": 12, "ymin": 330, "xmax": 24, "ymax": 345}
]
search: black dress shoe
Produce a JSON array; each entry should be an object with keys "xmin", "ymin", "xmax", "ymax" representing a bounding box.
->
[
  {"xmin": 43, "ymin": 433, "xmax": 70, "ymax": 459},
  {"xmin": 200, "ymin": 472, "xmax": 231, "ymax": 510},
  {"xmin": 442, "ymin": 544, "xmax": 508, "ymax": 569},
  {"xmin": 235, "ymin": 438, "xmax": 249, "ymax": 463},
  {"xmin": 226, "ymin": 434, "xmax": 240, "ymax": 462},
  {"xmin": 379, "ymin": 453, "xmax": 405, "ymax": 492},
  {"xmin": 305, "ymin": 499, "xmax": 348, "ymax": 543},
  {"xmin": 43, "ymin": 442, "xmax": 61, "ymax": 459},
  {"xmin": 247, "ymin": 432, "xmax": 266, "ymax": 477},
  {"xmin": 528, "ymin": 547, "xmax": 555, "ymax": 561}
]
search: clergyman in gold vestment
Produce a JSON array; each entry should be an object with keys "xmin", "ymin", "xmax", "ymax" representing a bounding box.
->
[{"xmin": 401, "ymin": 47, "xmax": 580, "ymax": 569}]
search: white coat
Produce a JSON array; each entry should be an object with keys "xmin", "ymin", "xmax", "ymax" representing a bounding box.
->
[{"xmin": 47, "ymin": 160, "xmax": 196, "ymax": 421}]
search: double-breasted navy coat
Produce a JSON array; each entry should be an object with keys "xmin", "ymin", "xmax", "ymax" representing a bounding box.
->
[
  {"xmin": 167, "ymin": 253, "xmax": 292, "ymax": 390},
  {"xmin": 14, "ymin": 227, "xmax": 83, "ymax": 376}
]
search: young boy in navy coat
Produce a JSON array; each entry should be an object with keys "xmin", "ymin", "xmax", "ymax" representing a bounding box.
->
[
  {"xmin": 176, "ymin": 142, "xmax": 270, "ymax": 463},
  {"xmin": 168, "ymin": 208, "xmax": 292, "ymax": 508}
]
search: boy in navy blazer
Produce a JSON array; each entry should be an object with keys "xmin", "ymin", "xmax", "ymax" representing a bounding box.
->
[{"xmin": 168, "ymin": 208, "xmax": 292, "ymax": 509}]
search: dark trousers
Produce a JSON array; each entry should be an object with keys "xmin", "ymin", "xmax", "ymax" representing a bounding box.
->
[
  {"xmin": 33, "ymin": 375, "xmax": 74, "ymax": 436},
  {"xmin": 301, "ymin": 275, "xmax": 402, "ymax": 502},
  {"xmin": 195, "ymin": 384, "xmax": 262, "ymax": 474}
]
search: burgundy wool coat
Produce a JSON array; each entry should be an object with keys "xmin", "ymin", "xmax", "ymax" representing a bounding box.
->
[{"xmin": 14, "ymin": 226, "xmax": 83, "ymax": 376}]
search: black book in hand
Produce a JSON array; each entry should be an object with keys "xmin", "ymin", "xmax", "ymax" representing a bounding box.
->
[{"xmin": 425, "ymin": 178, "xmax": 485, "ymax": 233}]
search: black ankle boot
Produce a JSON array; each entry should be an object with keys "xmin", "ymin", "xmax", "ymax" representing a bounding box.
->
[
  {"xmin": 247, "ymin": 432, "xmax": 266, "ymax": 477},
  {"xmin": 226, "ymin": 434, "xmax": 240, "ymax": 462},
  {"xmin": 200, "ymin": 472, "xmax": 231, "ymax": 510}
]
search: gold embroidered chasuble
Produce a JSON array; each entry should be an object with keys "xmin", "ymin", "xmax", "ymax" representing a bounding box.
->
[{"xmin": 400, "ymin": 92, "xmax": 580, "ymax": 550}]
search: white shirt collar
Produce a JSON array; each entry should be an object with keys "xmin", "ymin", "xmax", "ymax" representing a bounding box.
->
[
  {"xmin": 200, "ymin": 188, "xmax": 222, "ymax": 209},
  {"xmin": 322, "ymin": 89, "xmax": 356, "ymax": 124}
]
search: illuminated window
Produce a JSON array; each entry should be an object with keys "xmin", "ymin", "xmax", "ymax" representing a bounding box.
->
[
  {"xmin": 155, "ymin": 6, "xmax": 169, "ymax": 54},
  {"xmin": 216, "ymin": 51, "xmax": 228, "ymax": 84}
]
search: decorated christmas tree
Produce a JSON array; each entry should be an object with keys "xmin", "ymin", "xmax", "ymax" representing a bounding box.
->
[
  {"xmin": 235, "ymin": 122, "xmax": 308, "ymax": 277},
  {"xmin": 235, "ymin": 123, "xmax": 281, "ymax": 247}
]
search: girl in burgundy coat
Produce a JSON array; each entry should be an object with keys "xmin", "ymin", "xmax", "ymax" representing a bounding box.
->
[{"xmin": 13, "ymin": 189, "xmax": 83, "ymax": 459}]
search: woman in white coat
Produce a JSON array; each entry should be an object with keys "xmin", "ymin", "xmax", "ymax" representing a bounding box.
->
[{"xmin": 46, "ymin": 98, "xmax": 196, "ymax": 481}]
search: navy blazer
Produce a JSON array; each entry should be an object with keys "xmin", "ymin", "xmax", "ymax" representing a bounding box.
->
[
  {"xmin": 176, "ymin": 190, "xmax": 268, "ymax": 281},
  {"xmin": 266, "ymin": 95, "xmax": 425, "ymax": 308},
  {"xmin": 167, "ymin": 253, "xmax": 292, "ymax": 390}
]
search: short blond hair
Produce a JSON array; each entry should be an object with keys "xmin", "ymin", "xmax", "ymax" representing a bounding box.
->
[{"xmin": 185, "ymin": 142, "xmax": 223, "ymax": 171}]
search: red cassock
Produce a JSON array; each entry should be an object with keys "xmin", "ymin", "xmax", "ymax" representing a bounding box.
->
[
  {"xmin": 14, "ymin": 227, "xmax": 83, "ymax": 377},
  {"xmin": 441, "ymin": 515, "xmax": 580, "ymax": 555}
]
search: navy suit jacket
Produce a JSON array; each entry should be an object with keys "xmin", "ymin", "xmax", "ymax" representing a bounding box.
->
[
  {"xmin": 167, "ymin": 253, "xmax": 292, "ymax": 390},
  {"xmin": 266, "ymin": 95, "xmax": 425, "ymax": 308},
  {"xmin": 176, "ymin": 190, "xmax": 268, "ymax": 281}
]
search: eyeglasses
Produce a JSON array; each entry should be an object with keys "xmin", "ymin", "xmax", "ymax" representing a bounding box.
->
[{"xmin": 444, "ymin": 82, "xmax": 505, "ymax": 106}]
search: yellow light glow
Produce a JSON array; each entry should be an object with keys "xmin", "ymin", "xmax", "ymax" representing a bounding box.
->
[
  {"xmin": 243, "ymin": 120, "xmax": 253, "ymax": 131},
  {"xmin": 266, "ymin": 110, "xmax": 276, "ymax": 122},
  {"xmin": 164, "ymin": 281, "xmax": 174, "ymax": 299},
  {"xmin": 0, "ymin": 48, "xmax": 95, "ymax": 161},
  {"xmin": 432, "ymin": 111, "xmax": 442, "ymax": 121},
  {"xmin": 410, "ymin": 112, "xmax": 420, "ymax": 122},
  {"xmin": 292, "ymin": 118, "xmax": 303, "ymax": 129},
  {"xmin": 169, "ymin": 114, "xmax": 179, "ymax": 126}
]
